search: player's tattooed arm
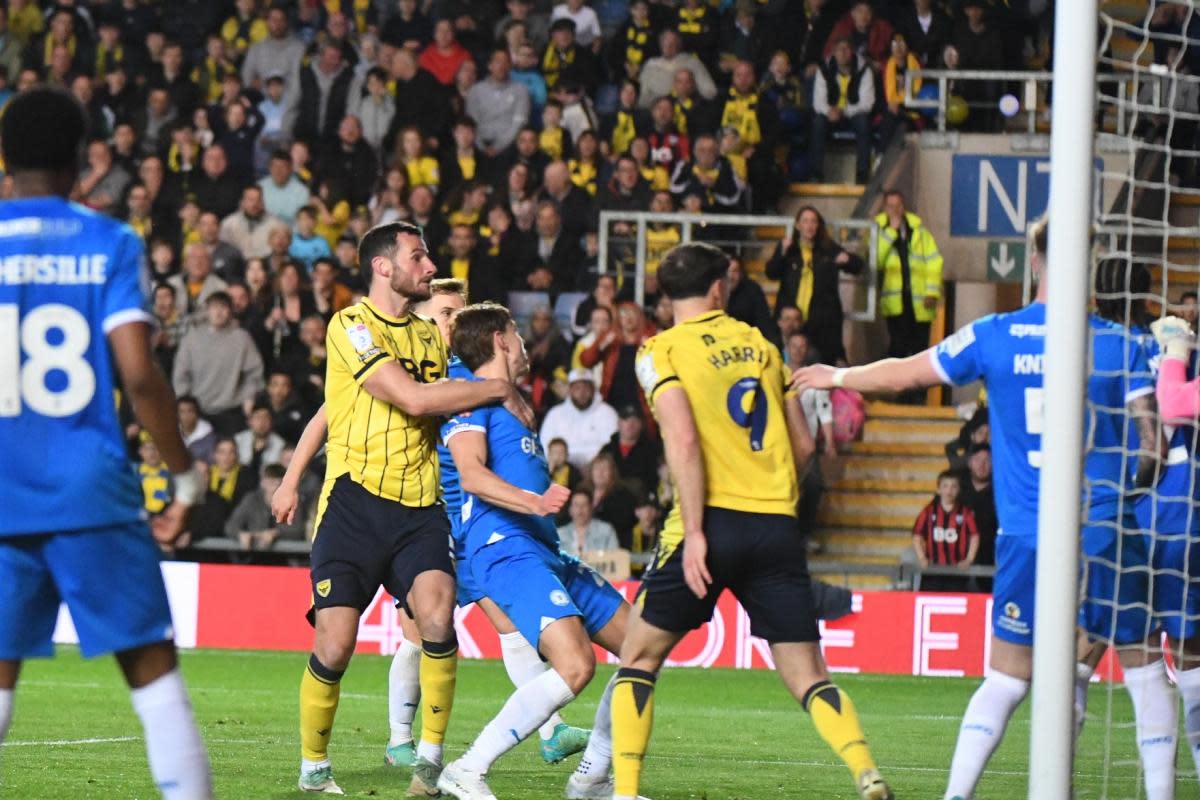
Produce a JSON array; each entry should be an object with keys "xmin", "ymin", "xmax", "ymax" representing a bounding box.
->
[
  {"xmin": 1128, "ymin": 393, "xmax": 1167, "ymax": 490},
  {"xmin": 654, "ymin": 385, "xmax": 712, "ymax": 599},
  {"xmin": 273, "ymin": 404, "xmax": 327, "ymax": 525},
  {"xmin": 447, "ymin": 430, "xmax": 570, "ymax": 516}
]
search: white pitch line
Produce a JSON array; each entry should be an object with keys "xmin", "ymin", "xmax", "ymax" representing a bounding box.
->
[{"xmin": 2, "ymin": 736, "xmax": 138, "ymax": 747}]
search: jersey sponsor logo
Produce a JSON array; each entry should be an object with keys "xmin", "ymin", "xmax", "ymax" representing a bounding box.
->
[
  {"xmin": 316, "ymin": 579, "xmax": 332, "ymax": 597},
  {"xmin": 397, "ymin": 357, "xmax": 442, "ymax": 383},
  {"xmin": 346, "ymin": 323, "xmax": 376, "ymax": 354},
  {"xmin": 635, "ymin": 352, "xmax": 659, "ymax": 395},
  {"xmin": 1008, "ymin": 323, "xmax": 1046, "ymax": 338},
  {"xmin": 931, "ymin": 525, "xmax": 960, "ymax": 543},
  {"xmin": 1012, "ymin": 353, "xmax": 1044, "ymax": 375},
  {"xmin": 938, "ymin": 324, "xmax": 976, "ymax": 357}
]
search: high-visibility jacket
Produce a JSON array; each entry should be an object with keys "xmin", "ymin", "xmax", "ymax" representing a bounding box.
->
[{"xmin": 873, "ymin": 211, "xmax": 943, "ymax": 321}]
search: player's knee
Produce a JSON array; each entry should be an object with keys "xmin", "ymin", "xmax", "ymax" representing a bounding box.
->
[{"xmin": 313, "ymin": 633, "xmax": 356, "ymax": 672}]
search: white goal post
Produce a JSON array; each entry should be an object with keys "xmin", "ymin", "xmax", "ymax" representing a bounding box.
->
[{"xmin": 1028, "ymin": 1, "xmax": 1099, "ymax": 798}]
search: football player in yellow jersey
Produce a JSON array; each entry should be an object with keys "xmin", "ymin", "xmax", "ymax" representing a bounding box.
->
[
  {"xmin": 610, "ymin": 243, "xmax": 894, "ymax": 800},
  {"xmin": 294, "ymin": 222, "xmax": 529, "ymax": 796}
]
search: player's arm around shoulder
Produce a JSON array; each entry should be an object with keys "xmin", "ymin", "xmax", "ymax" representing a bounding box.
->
[{"xmin": 446, "ymin": 423, "xmax": 569, "ymax": 516}]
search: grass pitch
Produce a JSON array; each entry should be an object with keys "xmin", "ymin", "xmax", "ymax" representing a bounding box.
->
[{"xmin": 1, "ymin": 648, "xmax": 1154, "ymax": 799}]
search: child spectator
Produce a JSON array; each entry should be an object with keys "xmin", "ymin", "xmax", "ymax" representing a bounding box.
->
[
  {"xmin": 539, "ymin": 99, "xmax": 572, "ymax": 161},
  {"xmin": 912, "ymin": 471, "xmax": 980, "ymax": 591},
  {"xmin": 225, "ymin": 463, "xmax": 304, "ymax": 550},
  {"xmin": 289, "ymin": 206, "xmax": 333, "ymax": 270},
  {"xmin": 137, "ymin": 433, "xmax": 172, "ymax": 516}
]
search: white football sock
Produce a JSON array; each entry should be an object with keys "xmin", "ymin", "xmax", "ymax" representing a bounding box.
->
[
  {"xmin": 300, "ymin": 757, "xmax": 331, "ymax": 775},
  {"xmin": 1074, "ymin": 661, "xmax": 1094, "ymax": 743},
  {"xmin": 458, "ymin": 668, "xmax": 576, "ymax": 773},
  {"xmin": 416, "ymin": 740, "xmax": 443, "ymax": 765},
  {"xmin": 0, "ymin": 687, "xmax": 12, "ymax": 757},
  {"xmin": 388, "ymin": 637, "xmax": 422, "ymax": 746},
  {"xmin": 573, "ymin": 674, "xmax": 615, "ymax": 781},
  {"xmin": 129, "ymin": 669, "xmax": 213, "ymax": 800},
  {"xmin": 499, "ymin": 631, "xmax": 566, "ymax": 739},
  {"xmin": 1123, "ymin": 661, "xmax": 1178, "ymax": 800},
  {"xmin": 944, "ymin": 671, "xmax": 1029, "ymax": 800},
  {"xmin": 1176, "ymin": 664, "xmax": 1200, "ymax": 778}
]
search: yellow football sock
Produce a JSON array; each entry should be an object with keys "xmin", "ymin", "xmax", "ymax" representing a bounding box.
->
[
  {"xmin": 300, "ymin": 654, "xmax": 343, "ymax": 761},
  {"xmin": 804, "ymin": 681, "xmax": 877, "ymax": 779},
  {"xmin": 612, "ymin": 667, "xmax": 657, "ymax": 798},
  {"xmin": 419, "ymin": 638, "xmax": 458, "ymax": 746}
]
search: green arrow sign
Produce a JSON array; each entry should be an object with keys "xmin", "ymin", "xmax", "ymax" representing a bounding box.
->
[{"xmin": 987, "ymin": 240, "xmax": 1025, "ymax": 283}]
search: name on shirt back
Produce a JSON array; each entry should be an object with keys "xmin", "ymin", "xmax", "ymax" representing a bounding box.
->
[{"xmin": 0, "ymin": 253, "xmax": 109, "ymax": 285}]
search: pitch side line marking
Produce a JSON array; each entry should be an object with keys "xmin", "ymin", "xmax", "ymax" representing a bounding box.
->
[{"xmin": 2, "ymin": 736, "xmax": 138, "ymax": 747}]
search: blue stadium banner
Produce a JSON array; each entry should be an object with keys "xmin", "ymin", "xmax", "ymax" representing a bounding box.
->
[{"xmin": 950, "ymin": 155, "xmax": 1103, "ymax": 237}]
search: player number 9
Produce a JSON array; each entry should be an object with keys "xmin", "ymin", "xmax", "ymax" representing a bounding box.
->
[
  {"xmin": 726, "ymin": 377, "xmax": 767, "ymax": 451},
  {"xmin": 0, "ymin": 303, "xmax": 96, "ymax": 418}
]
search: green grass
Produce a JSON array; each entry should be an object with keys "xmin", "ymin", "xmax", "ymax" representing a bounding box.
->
[{"xmin": 0, "ymin": 647, "xmax": 1158, "ymax": 799}]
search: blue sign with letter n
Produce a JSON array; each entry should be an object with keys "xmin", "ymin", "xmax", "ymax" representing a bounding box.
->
[{"xmin": 950, "ymin": 155, "xmax": 1102, "ymax": 238}]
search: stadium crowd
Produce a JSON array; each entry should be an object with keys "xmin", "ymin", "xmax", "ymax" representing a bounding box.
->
[{"xmin": 0, "ymin": 0, "xmax": 1034, "ymax": 558}]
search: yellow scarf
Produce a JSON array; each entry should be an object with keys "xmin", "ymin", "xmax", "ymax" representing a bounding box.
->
[
  {"xmin": 678, "ymin": 5, "xmax": 709, "ymax": 35},
  {"xmin": 539, "ymin": 126, "xmax": 565, "ymax": 160},
  {"xmin": 795, "ymin": 243, "xmax": 814, "ymax": 315},
  {"xmin": 140, "ymin": 463, "xmax": 171, "ymax": 514},
  {"xmin": 95, "ymin": 42, "xmax": 123, "ymax": 81},
  {"xmin": 542, "ymin": 45, "xmax": 575, "ymax": 89},
  {"xmin": 611, "ymin": 109, "xmax": 637, "ymax": 155},
  {"xmin": 671, "ymin": 93, "xmax": 692, "ymax": 135},
  {"xmin": 44, "ymin": 34, "xmax": 76, "ymax": 67},
  {"xmin": 884, "ymin": 53, "xmax": 923, "ymax": 107},
  {"xmin": 720, "ymin": 88, "xmax": 761, "ymax": 147},
  {"xmin": 209, "ymin": 466, "xmax": 240, "ymax": 502},
  {"xmin": 640, "ymin": 164, "xmax": 670, "ymax": 191},
  {"xmin": 447, "ymin": 208, "xmax": 480, "ymax": 229},
  {"xmin": 569, "ymin": 159, "xmax": 597, "ymax": 195},
  {"xmin": 450, "ymin": 257, "xmax": 470, "ymax": 281},
  {"xmin": 167, "ymin": 142, "xmax": 200, "ymax": 173},
  {"xmin": 457, "ymin": 152, "xmax": 476, "ymax": 180},
  {"xmin": 624, "ymin": 20, "xmax": 650, "ymax": 70}
]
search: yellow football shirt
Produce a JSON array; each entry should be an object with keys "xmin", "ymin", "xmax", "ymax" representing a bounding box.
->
[
  {"xmin": 636, "ymin": 311, "xmax": 798, "ymax": 548},
  {"xmin": 322, "ymin": 298, "xmax": 448, "ymax": 508}
]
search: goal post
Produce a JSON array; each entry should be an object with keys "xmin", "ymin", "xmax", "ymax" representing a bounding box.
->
[{"xmin": 1028, "ymin": 0, "xmax": 1099, "ymax": 797}]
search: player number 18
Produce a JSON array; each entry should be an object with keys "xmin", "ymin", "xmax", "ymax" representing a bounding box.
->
[{"xmin": 0, "ymin": 303, "xmax": 96, "ymax": 417}]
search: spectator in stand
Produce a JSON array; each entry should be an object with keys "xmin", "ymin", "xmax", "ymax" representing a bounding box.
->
[
  {"xmin": 178, "ymin": 395, "xmax": 217, "ymax": 464},
  {"xmin": 35, "ymin": 10, "xmax": 88, "ymax": 77},
  {"xmin": 523, "ymin": 305, "xmax": 573, "ymax": 413},
  {"xmin": 722, "ymin": 59, "xmax": 780, "ymax": 209},
  {"xmin": 169, "ymin": 243, "xmax": 229, "ymax": 320},
  {"xmin": 312, "ymin": 178, "xmax": 353, "ymax": 250},
  {"xmin": 241, "ymin": 4, "xmax": 304, "ymax": 98},
  {"xmin": 195, "ymin": 212, "xmax": 243, "ymax": 282},
  {"xmin": 497, "ymin": 0, "xmax": 549, "ymax": 53},
  {"xmin": 0, "ymin": 8, "xmax": 23, "ymax": 81},
  {"xmin": 296, "ymin": 41, "xmax": 361, "ymax": 146},
  {"xmin": 767, "ymin": 205, "xmax": 863, "ymax": 365},
  {"xmin": 551, "ymin": 0, "xmax": 603, "ymax": 51},
  {"xmin": 573, "ymin": 272, "xmax": 617, "ymax": 337},
  {"xmin": 511, "ymin": 41, "xmax": 549, "ymax": 116},
  {"xmin": 220, "ymin": 185, "xmax": 282, "ymax": 261},
  {"xmin": 726, "ymin": 255, "xmax": 779, "ymax": 346},
  {"xmin": 647, "ymin": 95, "xmax": 690, "ymax": 180},
  {"xmin": 580, "ymin": 300, "xmax": 656, "ymax": 415},
  {"xmin": 668, "ymin": 132, "xmax": 743, "ymax": 212},
  {"xmin": 526, "ymin": 199, "xmax": 585, "ymax": 294},
  {"xmin": 1180, "ymin": 291, "xmax": 1199, "ymax": 327},
  {"xmin": 278, "ymin": 314, "xmax": 328, "ymax": 408},
  {"xmin": 911, "ymin": 470, "xmax": 980, "ymax": 591},
  {"xmin": 355, "ymin": 66, "xmax": 396, "ymax": 158},
  {"xmin": 289, "ymin": 206, "xmax": 333, "ymax": 270},
  {"xmin": 382, "ymin": 0, "xmax": 432, "ymax": 50},
  {"xmin": 151, "ymin": 282, "xmax": 186, "ymax": 374},
  {"xmin": 874, "ymin": 189, "xmax": 943, "ymax": 361},
  {"xmin": 395, "ymin": 124, "xmax": 441, "ymax": 194},
  {"xmin": 255, "ymin": 75, "xmax": 294, "ymax": 169},
  {"xmin": 222, "ymin": 0, "xmax": 268, "ymax": 61},
  {"xmin": 259, "ymin": 369, "xmax": 307, "ymax": 446},
  {"xmin": 420, "ymin": 18, "xmax": 471, "ymax": 86},
  {"xmin": 894, "ymin": 0, "xmax": 953, "ymax": 68},
  {"xmin": 601, "ymin": 405, "xmax": 661, "ymax": 497},
  {"xmin": 540, "ymin": 368, "xmax": 620, "ymax": 468},
  {"xmin": 407, "ymin": 184, "xmax": 448, "ymax": 256},
  {"xmin": 945, "ymin": 403, "xmax": 989, "ymax": 472},
  {"xmin": 467, "ymin": 48, "xmax": 531, "ymax": 157},
  {"xmin": 675, "ymin": 0, "xmax": 718, "ymax": 62},
  {"xmin": 192, "ymin": 144, "xmax": 243, "ymax": 219},
  {"xmin": 601, "ymin": 155, "xmax": 653, "ymax": 224},
  {"xmin": 264, "ymin": 261, "xmax": 316, "ymax": 362},
  {"xmin": 880, "ymin": 33, "xmax": 923, "ymax": 147},
  {"xmin": 216, "ymin": 100, "xmax": 266, "ymax": 182},
  {"xmin": 810, "ymin": 37, "xmax": 875, "ymax": 184},
  {"xmin": 539, "ymin": 99, "xmax": 572, "ymax": 161},
  {"xmin": 824, "ymin": 0, "xmax": 893, "ymax": 72},
  {"xmin": 151, "ymin": 40, "xmax": 201, "ymax": 118},
  {"xmin": 189, "ymin": 436, "xmax": 256, "ymax": 542},
  {"xmin": 568, "ymin": 129, "xmax": 602, "ymax": 196},
  {"xmin": 499, "ymin": 126, "xmax": 550, "ymax": 193},
  {"xmin": 670, "ymin": 67, "xmax": 716, "ymax": 138},
  {"xmin": 225, "ymin": 463, "xmax": 304, "ymax": 550},
  {"xmin": 603, "ymin": 79, "xmax": 650, "ymax": 158},
  {"xmin": 540, "ymin": 159, "xmax": 595, "ymax": 238},
  {"xmin": 258, "ymin": 150, "xmax": 310, "ymax": 226},
  {"xmin": 441, "ymin": 117, "xmax": 489, "ymax": 193},
  {"xmin": 958, "ymin": 443, "xmax": 995, "ymax": 582},
  {"xmin": 607, "ymin": 0, "xmax": 656, "ymax": 83},
  {"xmin": 541, "ymin": 18, "xmax": 599, "ymax": 94},
  {"xmin": 7, "ymin": 0, "xmax": 42, "ymax": 47},
  {"xmin": 547, "ymin": 437, "xmax": 583, "ymax": 492},
  {"xmin": 585, "ymin": 450, "xmax": 638, "ymax": 549},
  {"xmin": 639, "ymin": 29, "xmax": 716, "ymax": 108},
  {"xmin": 75, "ymin": 139, "xmax": 130, "ymax": 215},
  {"xmin": 557, "ymin": 489, "xmax": 620, "ymax": 558},
  {"xmin": 317, "ymin": 115, "xmax": 379, "ymax": 208},
  {"xmin": 173, "ymin": 292, "xmax": 265, "ymax": 434},
  {"xmin": 950, "ymin": 0, "xmax": 1004, "ymax": 131},
  {"xmin": 235, "ymin": 403, "xmax": 286, "ymax": 474},
  {"xmin": 387, "ymin": 47, "xmax": 450, "ymax": 147},
  {"xmin": 133, "ymin": 88, "xmax": 178, "ymax": 160},
  {"xmin": 717, "ymin": 0, "xmax": 772, "ymax": 76},
  {"xmin": 308, "ymin": 258, "xmax": 354, "ymax": 321}
]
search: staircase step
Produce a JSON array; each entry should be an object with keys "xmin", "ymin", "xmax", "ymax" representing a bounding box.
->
[
  {"xmin": 840, "ymin": 454, "xmax": 947, "ymax": 483},
  {"xmin": 849, "ymin": 441, "xmax": 948, "ymax": 457},
  {"xmin": 832, "ymin": 477, "xmax": 935, "ymax": 492},
  {"xmin": 788, "ymin": 182, "xmax": 866, "ymax": 198},
  {"xmin": 819, "ymin": 505, "xmax": 917, "ymax": 528},
  {"xmin": 811, "ymin": 552, "xmax": 901, "ymax": 566},
  {"xmin": 862, "ymin": 418, "xmax": 962, "ymax": 444},
  {"xmin": 820, "ymin": 529, "xmax": 912, "ymax": 551},
  {"xmin": 866, "ymin": 401, "xmax": 961, "ymax": 420},
  {"xmin": 825, "ymin": 489, "xmax": 931, "ymax": 509},
  {"xmin": 812, "ymin": 572, "xmax": 896, "ymax": 590}
]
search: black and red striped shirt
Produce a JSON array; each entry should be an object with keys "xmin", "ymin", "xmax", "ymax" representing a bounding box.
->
[{"xmin": 913, "ymin": 501, "xmax": 978, "ymax": 565}]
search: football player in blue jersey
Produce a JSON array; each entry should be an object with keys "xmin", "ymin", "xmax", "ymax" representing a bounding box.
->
[
  {"xmin": 272, "ymin": 281, "xmax": 588, "ymax": 776},
  {"xmin": 434, "ymin": 303, "xmax": 634, "ymax": 800},
  {"xmin": 0, "ymin": 88, "xmax": 212, "ymax": 798},
  {"xmin": 794, "ymin": 218, "xmax": 1165, "ymax": 800}
]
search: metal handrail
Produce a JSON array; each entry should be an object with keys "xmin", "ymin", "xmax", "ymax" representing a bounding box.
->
[{"xmin": 597, "ymin": 210, "xmax": 878, "ymax": 320}]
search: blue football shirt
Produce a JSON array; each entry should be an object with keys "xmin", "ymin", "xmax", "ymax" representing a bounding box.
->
[
  {"xmin": 932, "ymin": 303, "xmax": 1151, "ymax": 539},
  {"xmin": 0, "ymin": 197, "xmax": 152, "ymax": 536},
  {"xmin": 437, "ymin": 354, "xmax": 473, "ymax": 524},
  {"xmin": 441, "ymin": 384, "xmax": 558, "ymax": 555}
]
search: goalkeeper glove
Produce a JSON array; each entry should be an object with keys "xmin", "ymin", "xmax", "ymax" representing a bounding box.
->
[{"xmin": 1150, "ymin": 315, "xmax": 1193, "ymax": 360}]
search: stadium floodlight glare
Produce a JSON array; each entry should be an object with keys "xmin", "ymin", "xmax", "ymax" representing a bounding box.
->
[{"xmin": 1028, "ymin": 1, "xmax": 1098, "ymax": 798}]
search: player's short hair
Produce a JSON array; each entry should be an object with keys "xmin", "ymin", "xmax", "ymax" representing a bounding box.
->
[
  {"xmin": 357, "ymin": 221, "xmax": 424, "ymax": 289},
  {"xmin": 1094, "ymin": 256, "xmax": 1150, "ymax": 327},
  {"xmin": 936, "ymin": 470, "xmax": 960, "ymax": 486},
  {"xmin": 430, "ymin": 278, "xmax": 467, "ymax": 300},
  {"xmin": 451, "ymin": 302, "xmax": 514, "ymax": 372},
  {"xmin": 1028, "ymin": 215, "xmax": 1048, "ymax": 256},
  {"xmin": 657, "ymin": 242, "xmax": 730, "ymax": 301},
  {"xmin": 262, "ymin": 463, "xmax": 286, "ymax": 480},
  {"xmin": 1, "ymin": 87, "xmax": 86, "ymax": 173}
]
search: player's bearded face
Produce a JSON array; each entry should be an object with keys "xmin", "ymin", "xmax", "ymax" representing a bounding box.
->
[{"xmin": 389, "ymin": 235, "xmax": 435, "ymax": 300}]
